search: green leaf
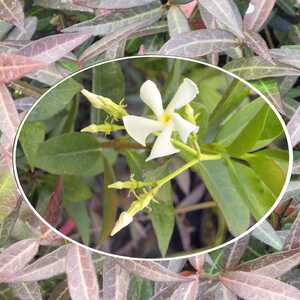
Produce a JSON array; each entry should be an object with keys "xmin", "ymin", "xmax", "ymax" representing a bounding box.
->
[
  {"xmin": 34, "ymin": 133, "xmax": 104, "ymax": 176},
  {"xmin": 215, "ymin": 98, "xmax": 268, "ymax": 156},
  {"xmin": 28, "ymin": 78, "xmax": 82, "ymax": 121},
  {"xmin": 91, "ymin": 61, "xmax": 125, "ymax": 123},
  {"xmin": 19, "ymin": 121, "xmax": 46, "ymax": 169},
  {"xmin": 64, "ymin": 201, "xmax": 90, "ymax": 245},
  {"xmin": 244, "ymin": 152, "xmax": 287, "ymax": 196},
  {"xmin": 98, "ymin": 156, "xmax": 119, "ymax": 245},
  {"xmin": 226, "ymin": 160, "xmax": 275, "ymax": 221},
  {"xmin": 181, "ymin": 157, "xmax": 250, "ymax": 237},
  {"xmin": 226, "ymin": 104, "xmax": 269, "ymax": 156},
  {"xmin": 63, "ymin": 176, "xmax": 93, "ymax": 203},
  {"xmin": 127, "ymin": 276, "xmax": 153, "ymax": 300}
]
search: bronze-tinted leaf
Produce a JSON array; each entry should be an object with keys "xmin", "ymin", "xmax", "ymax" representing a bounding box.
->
[
  {"xmin": 18, "ymin": 33, "xmax": 92, "ymax": 65},
  {"xmin": 244, "ymin": 31, "xmax": 274, "ymax": 64},
  {"xmin": 0, "ymin": 54, "xmax": 44, "ymax": 84},
  {"xmin": 0, "ymin": 239, "xmax": 40, "ymax": 281},
  {"xmin": 10, "ymin": 282, "xmax": 42, "ymax": 300},
  {"xmin": 102, "ymin": 259, "xmax": 130, "ymax": 300},
  {"xmin": 243, "ymin": 0, "xmax": 276, "ymax": 32},
  {"xmin": 75, "ymin": 0, "xmax": 158, "ymax": 9},
  {"xmin": 170, "ymin": 279, "xmax": 198, "ymax": 300},
  {"xmin": 238, "ymin": 248, "xmax": 300, "ymax": 278},
  {"xmin": 159, "ymin": 29, "xmax": 238, "ymax": 57},
  {"xmin": 198, "ymin": 0, "xmax": 243, "ymax": 38},
  {"xmin": 11, "ymin": 245, "xmax": 69, "ymax": 282},
  {"xmin": 66, "ymin": 245, "xmax": 100, "ymax": 300},
  {"xmin": 117, "ymin": 260, "xmax": 191, "ymax": 282},
  {"xmin": 34, "ymin": 0, "xmax": 93, "ymax": 12},
  {"xmin": 215, "ymin": 283, "xmax": 238, "ymax": 300},
  {"xmin": 221, "ymin": 271, "xmax": 300, "ymax": 299},
  {"xmin": 284, "ymin": 211, "xmax": 300, "ymax": 250},
  {"xmin": 0, "ymin": 0, "xmax": 24, "ymax": 29},
  {"xmin": 287, "ymin": 106, "xmax": 300, "ymax": 147},
  {"xmin": 188, "ymin": 255, "xmax": 205, "ymax": 272},
  {"xmin": 225, "ymin": 57, "xmax": 300, "ymax": 80}
]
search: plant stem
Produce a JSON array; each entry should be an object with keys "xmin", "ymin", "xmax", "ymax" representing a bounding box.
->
[{"xmin": 175, "ymin": 202, "xmax": 217, "ymax": 214}]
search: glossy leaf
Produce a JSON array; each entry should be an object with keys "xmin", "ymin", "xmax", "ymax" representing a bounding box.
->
[
  {"xmin": 0, "ymin": 0, "xmax": 24, "ymax": 29},
  {"xmin": 34, "ymin": 133, "xmax": 104, "ymax": 176},
  {"xmin": 243, "ymin": 0, "xmax": 276, "ymax": 32},
  {"xmin": 34, "ymin": 0, "xmax": 93, "ymax": 12},
  {"xmin": 271, "ymin": 48, "xmax": 300, "ymax": 69},
  {"xmin": 64, "ymin": 2, "xmax": 162, "ymax": 36},
  {"xmin": 160, "ymin": 29, "xmax": 238, "ymax": 57},
  {"xmin": 215, "ymin": 283, "xmax": 238, "ymax": 300},
  {"xmin": 287, "ymin": 105, "xmax": 300, "ymax": 147},
  {"xmin": 0, "ymin": 54, "xmax": 44, "ymax": 84},
  {"xmin": 188, "ymin": 255, "xmax": 205, "ymax": 272},
  {"xmin": 0, "ymin": 239, "xmax": 40, "ymax": 281},
  {"xmin": 221, "ymin": 271, "xmax": 300, "ymax": 300},
  {"xmin": 0, "ymin": 84, "xmax": 19, "ymax": 149},
  {"xmin": 244, "ymin": 31, "xmax": 274, "ymax": 64},
  {"xmin": 117, "ymin": 260, "xmax": 190, "ymax": 282},
  {"xmin": 18, "ymin": 33, "xmax": 92, "ymax": 65},
  {"xmin": 11, "ymin": 245, "xmax": 69, "ymax": 282},
  {"xmin": 66, "ymin": 245, "xmax": 99, "ymax": 300},
  {"xmin": 103, "ymin": 259, "xmax": 130, "ymax": 300},
  {"xmin": 7, "ymin": 16, "xmax": 37, "ymax": 40},
  {"xmin": 197, "ymin": 0, "xmax": 243, "ymax": 38},
  {"xmin": 225, "ymin": 57, "xmax": 300, "ymax": 80},
  {"xmin": 239, "ymin": 248, "xmax": 300, "ymax": 278}
]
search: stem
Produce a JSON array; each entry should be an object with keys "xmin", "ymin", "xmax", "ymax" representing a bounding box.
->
[{"xmin": 175, "ymin": 202, "xmax": 216, "ymax": 214}]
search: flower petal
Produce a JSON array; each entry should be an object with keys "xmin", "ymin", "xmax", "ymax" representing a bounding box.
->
[
  {"xmin": 172, "ymin": 113, "xmax": 199, "ymax": 143},
  {"xmin": 166, "ymin": 78, "xmax": 199, "ymax": 112},
  {"xmin": 123, "ymin": 115, "xmax": 163, "ymax": 146},
  {"xmin": 110, "ymin": 212, "xmax": 133, "ymax": 236},
  {"xmin": 140, "ymin": 80, "xmax": 164, "ymax": 118},
  {"xmin": 146, "ymin": 123, "xmax": 179, "ymax": 161}
]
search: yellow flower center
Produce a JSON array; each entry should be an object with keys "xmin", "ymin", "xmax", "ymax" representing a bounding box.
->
[{"xmin": 160, "ymin": 113, "xmax": 172, "ymax": 124}]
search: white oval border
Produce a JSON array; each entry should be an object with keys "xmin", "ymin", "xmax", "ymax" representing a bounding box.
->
[{"xmin": 12, "ymin": 55, "xmax": 294, "ymax": 261}]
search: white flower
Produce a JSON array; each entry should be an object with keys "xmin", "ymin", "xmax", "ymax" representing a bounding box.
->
[
  {"xmin": 110, "ymin": 212, "xmax": 133, "ymax": 236},
  {"xmin": 123, "ymin": 78, "xmax": 199, "ymax": 161}
]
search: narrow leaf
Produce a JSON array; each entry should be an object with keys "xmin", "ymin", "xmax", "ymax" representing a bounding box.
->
[
  {"xmin": 225, "ymin": 57, "xmax": 300, "ymax": 80},
  {"xmin": 0, "ymin": 54, "xmax": 44, "ymax": 84},
  {"xmin": 221, "ymin": 271, "xmax": 300, "ymax": 300},
  {"xmin": 188, "ymin": 255, "xmax": 205, "ymax": 272},
  {"xmin": 239, "ymin": 248, "xmax": 300, "ymax": 278},
  {"xmin": 167, "ymin": 6, "xmax": 190, "ymax": 38},
  {"xmin": 284, "ymin": 211, "xmax": 300, "ymax": 250},
  {"xmin": 66, "ymin": 245, "xmax": 99, "ymax": 300},
  {"xmin": 287, "ymin": 105, "xmax": 300, "ymax": 147},
  {"xmin": 117, "ymin": 260, "xmax": 190, "ymax": 282},
  {"xmin": 170, "ymin": 279, "xmax": 198, "ymax": 300},
  {"xmin": 271, "ymin": 48, "xmax": 300, "ymax": 70},
  {"xmin": 215, "ymin": 283, "xmax": 238, "ymax": 300},
  {"xmin": 103, "ymin": 259, "xmax": 130, "ymax": 300},
  {"xmin": 198, "ymin": 0, "xmax": 243, "ymax": 38},
  {"xmin": 34, "ymin": 0, "xmax": 93, "ymax": 12},
  {"xmin": 77, "ymin": 0, "xmax": 159, "ymax": 9},
  {"xmin": 243, "ymin": 0, "xmax": 276, "ymax": 32},
  {"xmin": 18, "ymin": 33, "xmax": 92, "ymax": 65},
  {"xmin": 10, "ymin": 282, "xmax": 42, "ymax": 300},
  {"xmin": 7, "ymin": 16, "xmax": 37, "ymax": 40},
  {"xmin": 11, "ymin": 245, "xmax": 69, "ymax": 282},
  {"xmin": 244, "ymin": 31, "xmax": 274, "ymax": 64},
  {"xmin": 159, "ymin": 29, "xmax": 238, "ymax": 57},
  {"xmin": 0, "ymin": 239, "xmax": 40, "ymax": 281}
]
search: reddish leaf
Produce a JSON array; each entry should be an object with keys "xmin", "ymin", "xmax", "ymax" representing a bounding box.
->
[
  {"xmin": 243, "ymin": 0, "xmax": 276, "ymax": 32},
  {"xmin": 0, "ymin": 54, "xmax": 44, "ymax": 84},
  {"xmin": 188, "ymin": 255, "xmax": 205, "ymax": 273},
  {"xmin": 66, "ymin": 245, "xmax": 100, "ymax": 300},
  {"xmin": 198, "ymin": 0, "xmax": 243, "ymax": 38},
  {"xmin": 75, "ymin": 0, "xmax": 156, "ymax": 9},
  {"xmin": 284, "ymin": 211, "xmax": 300, "ymax": 250},
  {"xmin": 215, "ymin": 283, "xmax": 238, "ymax": 300},
  {"xmin": 0, "ymin": 84, "xmax": 20, "ymax": 150},
  {"xmin": 167, "ymin": 6, "xmax": 190, "ymax": 38},
  {"xmin": 223, "ymin": 235, "xmax": 249, "ymax": 269},
  {"xmin": 11, "ymin": 245, "xmax": 69, "ymax": 282},
  {"xmin": 159, "ymin": 29, "xmax": 238, "ymax": 57},
  {"xmin": 18, "ymin": 33, "xmax": 92, "ymax": 65},
  {"xmin": 7, "ymin": 16, "xmax": 37, "ymax": 40},
  {"xmin": 35, "ymin": 0, "xmax": 93, "ymax": 12},
  {"xmin": 0, "ymin": 239, "xmax": 40, "ymax": 281},
  {"xmin": 238, "ymin": 248, "xmax": 300, "ymax": 278},
  {"xmin": 117, "ymin": 260, "xmax": 191, "ymax": 282},
  {"xmin": 244, "ymin": 31, "xmax": 274, "ymax": 64},
  {"xmin": 102, "ymin": 259, "xmax": 130, "ymax": 300},
  {"xmin": 150, "ymin": 284, "xmax": 180, "ymax": 300},
  {"xmin": 170, "ymin": 278, "xmax": 198, "ymax": 300},
  {"xmin": 287, "ymin": 106, "xmax": 300, "ymax": 147},
  {"xmin": 0, "ymin": 0, "xmax": 24, "ymax": 29},
  {"xmin": 180, "ymin": 1, "xmax": 197, "ymax": 18},
  {"xmin": 221, "ymin": 271, "xmax": 300, "ymax": 300},
  {"xmin": 10, "ymin": 281, "xmax": 42, "ymax": 300}
]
